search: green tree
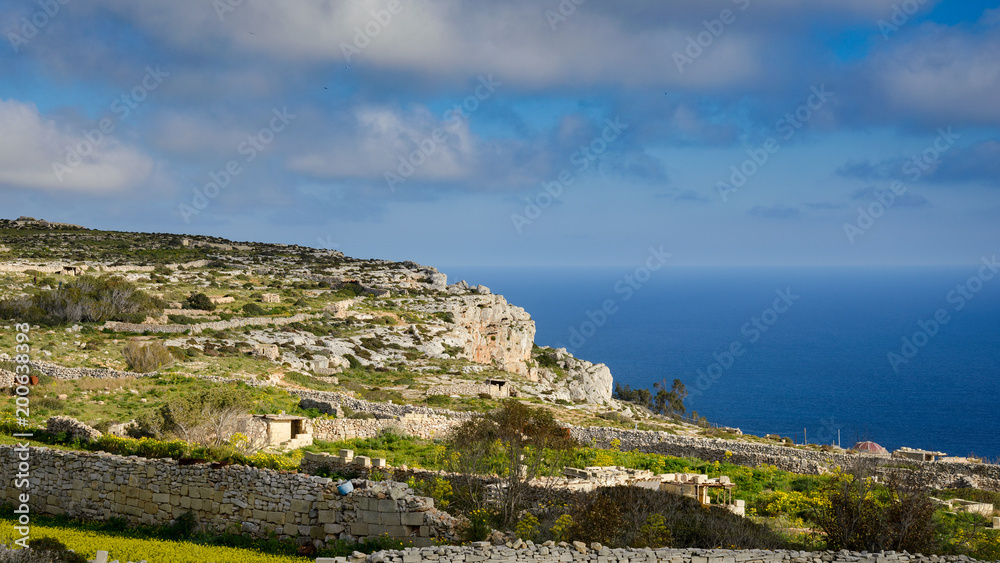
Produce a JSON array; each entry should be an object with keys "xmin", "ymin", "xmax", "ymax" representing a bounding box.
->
[{"xmin": 447, "ymin": 400, "xmax": 577, "ymax": 526}]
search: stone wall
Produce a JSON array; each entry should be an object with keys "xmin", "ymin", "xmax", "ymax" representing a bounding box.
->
[
  {"xmin": 0, "ymin": 446, "xmax": 459, "ymax": 549},
  {"xmin": 102, "ymin": 312, "xmax": 322, "ymax": 334},
  {"xmin": 571, "ymin": 426, "xmax": 1000, "ymax": 489},
  {"xmin": 296, "ymin": 390, "xmax": 474, "ymax": 421},
  {"xmin": 312, "ymin": 413, "xmax": 461, "ymax": 442},
  {"xmin": 425, "ymin": 382, "xmax": 511, "ymax": 398},
  {"xmin": 0, "ymin": 260, "xmax": 210, "ymax": 275},
  {"xmin": 324, "ymin": 544, "xmax": 996, "ymax": 563},
  {"xmin": 18, "ymin": 360, "xmax": 155, "ymax": 382}
]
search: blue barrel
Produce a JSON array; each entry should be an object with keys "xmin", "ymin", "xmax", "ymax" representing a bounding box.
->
[{"xmin": 337, "ymin": 481, "xmax": 354, "ymax": 496}]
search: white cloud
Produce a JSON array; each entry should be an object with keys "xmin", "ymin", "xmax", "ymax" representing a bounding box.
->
[
  {"xmin": 869, "ymin": 15, "xmax": 1000, "ymax": 124},
  {"xmin": 288, "ymin": 104, "xmax": 477, "ymax": 183},
  {"xmin": 0, "ymin": 99, "xmax": 153, "ymax": 193}
]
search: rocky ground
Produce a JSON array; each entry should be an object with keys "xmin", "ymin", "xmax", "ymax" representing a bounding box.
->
[{"xmin": 0, "ymin": 219, "xmax": 706, "ymax": 436}]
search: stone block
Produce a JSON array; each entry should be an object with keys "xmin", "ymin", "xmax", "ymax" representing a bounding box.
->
[
  {"xmin": 372, "ymin": 458, "xmax": 387, "ymax": 468},
  {"xmin": 350, "ymin": 522, "xmax": 369, "ymax": 536},
  {"xmin": 380, "ymin": 512, "xmax": 400, "ymax": 525},
  {"xmin": 401, "ymin": 512, "xmax": 424, "ymax": 526},
  {"xmin": 324, "ymin": 523, "xmax": 345, "ymax": 535},
  {"xmin": 362, "ymin": 510, "xmax": 379, "ymax": 524},
  {"xmin": 268, "ymin": 511, "xmax": 285, "ymax": 525},
  {"xmin": 377, "ymin": 499, "xmax": 396, "ymax": 512},
  {"xmin": 283, "ymin": 522, "xmax": 298, "ymax": 536},
  {"xmin": 290, "ymin": 499, "xmax": 311, "ymax": 513},
  {"xmin": 318, "ymin": 510, "xmax": 337, "ymax": 524},
  {"xmin": 354, "ymin": 455, "xmax": 371, "ymax": 467}
]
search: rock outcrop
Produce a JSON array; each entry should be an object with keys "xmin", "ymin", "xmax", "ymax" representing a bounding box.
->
[
  {"xmin": 535, "ymin": 347, "xmax": 614, "ymax": 405},
  {"xmin": 444, "ymin": 290, "xmax": 536, "ymax": 377}
]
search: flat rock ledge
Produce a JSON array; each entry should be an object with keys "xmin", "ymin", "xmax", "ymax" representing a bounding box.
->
[{"xmin": 321, "ymin": 545, "xmax": 994, "ymax": 563}]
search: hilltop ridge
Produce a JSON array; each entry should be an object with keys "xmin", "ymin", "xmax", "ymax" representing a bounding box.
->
[{"xmin": 0, "ymin": 218, "xmax": 637, "ymax": 426}]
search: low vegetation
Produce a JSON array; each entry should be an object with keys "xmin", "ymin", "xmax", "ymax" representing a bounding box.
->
[{"xmin": 0, "ymin": 275, "xmax": 164, "ymax": 326}]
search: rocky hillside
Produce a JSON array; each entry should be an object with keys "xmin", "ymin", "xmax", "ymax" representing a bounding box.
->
[{"xmin": 0, "ymin": 220, "xmax": 624, "ymax": 416}]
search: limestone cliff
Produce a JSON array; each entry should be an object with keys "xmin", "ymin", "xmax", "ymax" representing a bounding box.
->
[
  {"xmin": 532, "ymin": 347, "xmax": 615, "ymax": 405},
  {"xmin": 443, "ymin": 288, "xmax": 536, "ymax": 378}
]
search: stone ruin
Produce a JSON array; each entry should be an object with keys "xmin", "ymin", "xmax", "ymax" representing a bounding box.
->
[
  {"xmin": 46, "ymin": 415, "xmax": 103, "ymax": 442},
  {"xmin": 558, "ymin": 466, "xmax": 745, "ymax": 516}
]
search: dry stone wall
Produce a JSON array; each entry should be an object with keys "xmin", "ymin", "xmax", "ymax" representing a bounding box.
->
[
  {"xmin": 0, "ymin": 446, "xmax": 459, "ymax": 549},
  {"xmin": 103, "ymin": 312, "xmax": 322, "ymax": 334},
  {"xmin": 324, "ymin": 544, "xmax": 998, "ymax": 563},
  {"xmin": 312, "ymin": 413, "xmax": 461, "ymax": 442},
  {"xmin": 296, "ymin": 390, "xmax": 475, "ymax": 420},
  {"xmin": 571, "ymin": 426, "xmax": 1000, "ymax": 488}
]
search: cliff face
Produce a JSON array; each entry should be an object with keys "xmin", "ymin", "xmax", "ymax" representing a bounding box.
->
[
  {"xmin": 534, "ymin": 347, "xmax": 614, "ymax": 405},
  {"xmin": 445, "ymin": 291, "xmax": 536, "ymax": 378}
]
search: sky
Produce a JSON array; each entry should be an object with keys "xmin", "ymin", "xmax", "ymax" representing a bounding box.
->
[{"xmin": 1, "ymin": 0, "xmax": 999, "ymax": 268}]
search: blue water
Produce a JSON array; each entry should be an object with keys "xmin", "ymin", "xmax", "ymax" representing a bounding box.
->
[{"xmin": 439, "ymin": 266, "xmax": 1000, "ymax": 460}]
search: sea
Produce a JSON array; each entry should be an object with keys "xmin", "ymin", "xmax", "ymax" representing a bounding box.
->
[{"xmin": 439, "ymin": 265, "xmax": 1000, "ymax": 460}]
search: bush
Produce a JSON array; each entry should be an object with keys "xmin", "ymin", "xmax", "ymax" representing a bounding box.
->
[
  {"xmin": 814, "ymin": 461, "xmax": 939, "ymax": 553},
  {"xmin": 343, "ymin": 354, "xmax": 362, "ymax": 370},
  {"xmin": 561, "ymin": 486, "xmax": 785, "ymax": 549},
  {"xmin": 122, "ymin": 341, "xmax": 174, "ymax": 373},
  {"xmin": 241, "ymin": 302, "xmax": 266, "ymax": 316},
  {"xmin": 0, "ymin": 275, "xmax": 164, "ymax": 325},
  {"xmin": 186, "ymin": 292, "xmax": 216, "ymax": 311}
]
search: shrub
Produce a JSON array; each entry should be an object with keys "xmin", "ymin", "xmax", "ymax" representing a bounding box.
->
[
  {"xmin": 186, "ymin": 292, "xmax": 216, "ymax": 311},
  {"xmin": 560, "ymin": 486, "xmax": 785, "ymax": 549},
  {"xmin": 343, "ymin": 354, "xmax": 362, "ymax": 370},
  {"xmin": 122, "ymin": 341, "xmax": 174, "ymax": 373},
  {"xmin": 426, "ymin": 394, "xmax": 452, "ymax": 407},
  {"xmin": 461, "ymin": 508, "xmax": 495, "ymax": 542},
  {"xmin": 0, "ymin": 275, "xmax": 163, "ymax": 325},
  {"xmin": 814, "ymin": 460, "xmax": 939, "ymax": 553},
  {"xmin": 241, "ymin": 302, "xmax": 265, "ymax": 316},
  {"xmin": 515, "ymin": 513, "xmax": 540, "ymax": 542}
]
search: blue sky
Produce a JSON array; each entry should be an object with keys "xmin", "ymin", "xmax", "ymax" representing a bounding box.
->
[{"xmin": 1, "ymin": 0, "xmax": 998, "ymax": 267}]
